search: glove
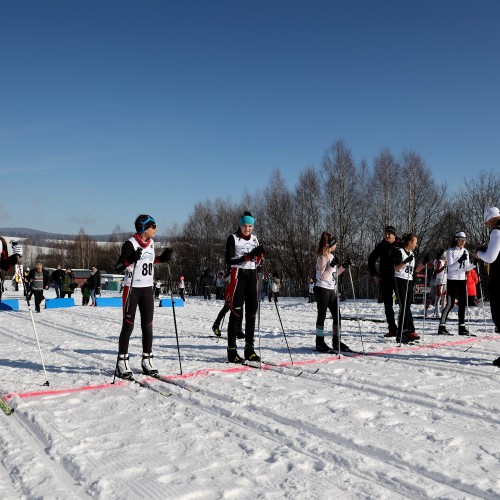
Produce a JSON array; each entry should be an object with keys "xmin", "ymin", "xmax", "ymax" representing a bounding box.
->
[
  {"xmin": 403, "ymin": 255, "xmax": 414, "ymax": 264},
  {"xmin": 159, "ymin": 247, "xmax": 173, "ymax": 263},
  {"xmin": 343, "ymin": 257, "xmax": 352, "ymax": 268},
  {"xmin": 457, "ymin": 251, "xmax": 467, "ymax": 264},
  {"xmin": 422, "ymin": 254, "xmax": 430, "ymax": 265},
  {"xmin": 329, "ymin": 255, "xmax": 339, "ymax": 267},
  {"xmin": 11, "ymin": 242, "xmax": 23, "ymax": 257},
  {"xmin": 249, "ymin": 245, "xmax": 265, "ymax": 258},
  {"xmin": 130, "ymin": 247, "xmax": 143, "ymax": 263}
]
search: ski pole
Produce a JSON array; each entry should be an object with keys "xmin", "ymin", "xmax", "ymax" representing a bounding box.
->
[
  {"xmin": 398, "ymin": 276, "xmax": 411, "ymax": 348},
  {"xmin": 167, "ymin": 264, "xmax": 183, "ymax": 374},
  {"xmin": 347, "ymin": 264, "xmax": 365, "ymax": 353},
  {"xmin": 25, "ymin": 294, "xmax": 50, "ymax": 386},
  {"xmin": 256, "ymin": 268, "xmax": 262, "ymax": 368},
  {"xmin": 113, "ymin": 261, "xmax": 137, "ymax": 384},
  {"xmin": 421, "ymin": 263, "xmax": 428, "ymax": 343},
  {"xmin": 477, "ymin": 262, "xmax": 488, "ymax": 334},
  {"xmin": 273, "ymin": 297, "xmax": 294, "ymax": 364}
]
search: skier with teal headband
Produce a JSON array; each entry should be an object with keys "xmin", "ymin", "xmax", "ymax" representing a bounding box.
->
[{"xmin": 224, "ymin": 211, "xmax": 264, "ymax": 363}]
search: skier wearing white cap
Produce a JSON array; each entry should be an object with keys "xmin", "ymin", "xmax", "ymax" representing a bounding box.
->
[
  {"xmin": 438, "ymin": 231, "xmax": 474, "ymax": 335},
  {"xmin": 473, "ymin": 207, "xmax": 500, "ymax": 367}
]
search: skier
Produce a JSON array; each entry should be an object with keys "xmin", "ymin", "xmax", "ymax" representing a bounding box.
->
[
  {"xmin": 313, "ymin": 231, "xmax": 352, "ymax": 353},
  {"xmin": 368, "ymin": 226, "xmax": 400, "ymax": 337},
  {"xmin": 438, "ymin": 232, "xmax": 474, "ymax": 336},
  {"xmin": 0, "ymin": 237, "xmax": 23, "ymax": 273},
  {"xmin": 473, "ymin": 206, "xmax": 500, "ymax": 367},
  {"xmin": 27, "ymin": 262, "xmax": 50, "ymax": 313},
  {"xmin": 224, "ymin": 211, "xmax": 264, "ymax": 363},
  {"xmin": 114, "ymin": 214, "xmax": 173, "ymax": 380},
  {"xmin": 393, "ymin": 233, "xmax": 424, "ymax": 343}
]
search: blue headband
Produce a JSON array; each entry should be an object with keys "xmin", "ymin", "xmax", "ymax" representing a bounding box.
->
[{"xmin": 240, "ymin": 215, "xmax": 255, "ymax": 226}]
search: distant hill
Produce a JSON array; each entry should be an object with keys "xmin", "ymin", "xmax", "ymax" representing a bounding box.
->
[{"xmin": 0, "ymin": 227, "xmax": 166, "ymax": 242}]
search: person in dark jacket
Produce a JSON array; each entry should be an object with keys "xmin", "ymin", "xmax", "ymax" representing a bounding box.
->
[
  {"xmin": 200, "ymin": 269, "xmax": 213, "ymax": 299},
  {"xmin": 473, "ymin": 206, "xmax": 500, "ymax": 367},
  {"xmin": 368, "ymin": 226, "xmax": 400, "ymax": 337},
  {"xmin": 27, "ymin": 262, "xmax": 50, "ymax": 312},
  {"xmin": 61, "ymin": 267, "xmax": 76, "ymax": 298},
  {"xmin": 51, "ymin": 264, "xmax": 65, "ymax": 298},
  {"xmin": 88, "ymin": 265, "xmax": 101, "ymax": 306}
]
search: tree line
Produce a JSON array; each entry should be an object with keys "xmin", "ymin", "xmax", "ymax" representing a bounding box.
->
[{"xmin": 15, "ymin": 139, "xmax": 500, "ymax": 298}]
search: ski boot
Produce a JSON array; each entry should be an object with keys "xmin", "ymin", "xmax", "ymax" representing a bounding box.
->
[
  {"xmin": 212, "ymin": 324, "xmax": 221, "ymax": 337},
  {"xmin": 141, "ymin": 353, "xmax": 159, "ymax": 377},
  {"xmin": 116, "ymin": 354, "xmax": 134, "ymax": 380},
  {"xmin": 332, "ymin": 335, "xmax": 353, "ymax": 352},
  {"xmin": 244, "ymin": 346, "xmax": 261, "ymax": 362},
  {"xmin": 493, "ymin": 357, "xmax": 500, "ymax": 368},
  {"xmin": 458, "ymin": 325, "xmax": 470, "ymax": 336},
  {"xmin": 227, "ymin": 348, "xmax": 243, "ymax": 364},
  {"xmin": 384, "ymin": 330, "xmax": 397, "ymax": 338},
  {"xmin": 396, "ymin": 332, "xmax": 413, "ymax": 344},
  {"xmin": 408, "ymin": 331, "xmax": 420, "ymax": 341},
  {"xmin": 315, "ymin": 335, "xmax": 331, "ymax": 353},
  {"xmin": 438, "ymin": 324, "xmax": 452, "ymax": 335}
]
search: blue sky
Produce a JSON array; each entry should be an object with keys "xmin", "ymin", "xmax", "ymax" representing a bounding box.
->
[{"xmin": 1, "ymin": 1, "xmax": 499, "ymax": 235}]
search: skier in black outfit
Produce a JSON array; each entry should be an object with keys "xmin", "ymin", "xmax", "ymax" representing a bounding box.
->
[
  {"xmin": 368, "ymin": 226, "xmax": 400, "ymax": 337},
  {"xmin": 114, "ymin": 214, "xmax": 173, "ymax": 380},
  {"xmin": 473, "ymin": 206, "xmax": 500, "ymax": 367},
  {"xmin": 224, "ymin": 211, "xmax": 264, "ymax": 363}
]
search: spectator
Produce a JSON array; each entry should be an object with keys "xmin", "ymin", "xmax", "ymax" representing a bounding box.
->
[
  {"xmin": 214, "ymin": 272, "xmax": 225, "ymax": 300},
  {"xmin": 200, "ymin": 269, "xmax": 213, "ymax": 299},
  {"xmin": 466, "ymin": 266, "xmax": 479, "ymax": 307},
  {"xmin": 61, "ymin": 267, "xmax": 76, "ymax": 299},
  {"xmin": 51, "ymin": 264, "xmax": 65, "ymax": 298},
  {"xmin": 88, "ymin": 265, "xmax": 101, "ymax": 306}
]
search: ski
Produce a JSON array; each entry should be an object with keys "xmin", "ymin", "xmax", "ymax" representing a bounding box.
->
[
  {"xmin": 133, "ymin": 378, "xmax": 173, "ymax": 398},
  {"xmin": 0, "ymin": 397, "xmax": 14, "ymax": 415},
  {"xmin": 242, "ymin": 360, "xmax": 304, "ymax": 377},
  {"xmin": 262, "ymin": 359, "xmax": 320, "ymax": 375},
  {"xmin": 151, "ymin": 373, "xmax": 200, "ymax": 393},
  {"xmin": 313, "ymin": 348, "xmax": 365, "ymax": 357}
]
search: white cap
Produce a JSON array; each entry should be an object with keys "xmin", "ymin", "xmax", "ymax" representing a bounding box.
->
[
  {"xmin": 454, "ymin": 231, "xmax": 466, "ymax": 239},
  {"xmin": 484, "ymin": 206, "xmax": 500, "ymax": 222}
]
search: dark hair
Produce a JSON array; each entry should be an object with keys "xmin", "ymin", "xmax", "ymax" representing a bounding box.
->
[
  {"xmin": 401, "ymin": 233, "xmax": 417, "ymax": 247},
  {"xmin": 317, "ymin": 231, "xmax": 336, "ymax": 256}
]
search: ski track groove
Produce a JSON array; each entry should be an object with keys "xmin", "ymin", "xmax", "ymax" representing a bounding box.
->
[
  {"xmin": 3, "ymin": 307, "xmax": 500, "ymax": 498},
  {"xmin": 0, "ymin": 400, "xmax": 91, "ymax": 498},
  {"xmin": 20, "ymin": 343, "xmax": 495, "ymax": 500},
  {"xmin": 171, "ymin": 377, "xmax": 498, "ymax": 499}
]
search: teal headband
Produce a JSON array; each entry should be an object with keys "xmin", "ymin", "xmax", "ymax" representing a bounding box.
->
[{"xmin": 240, "ymin": 215, "xmax": 255, "ymax": 226}]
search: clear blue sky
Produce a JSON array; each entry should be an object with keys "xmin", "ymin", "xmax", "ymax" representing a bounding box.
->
[{"xmin": 1, "ymin": 1, "xmax": 499, "ymax": 235}]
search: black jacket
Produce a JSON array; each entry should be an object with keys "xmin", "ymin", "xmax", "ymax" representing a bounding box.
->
[{"xmin": 368, "ymin": 239, "xmax": 399, "ymax": 279}]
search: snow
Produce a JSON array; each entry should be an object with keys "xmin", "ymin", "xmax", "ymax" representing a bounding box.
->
[{"xmin": 1, "ymin": 288, "xmax": 500, "ymax": 499}]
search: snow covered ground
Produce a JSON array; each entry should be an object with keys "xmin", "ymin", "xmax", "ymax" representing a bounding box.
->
[{"xmin": 1, "ymin": 288, "xmax": 500, "ymax": 499}]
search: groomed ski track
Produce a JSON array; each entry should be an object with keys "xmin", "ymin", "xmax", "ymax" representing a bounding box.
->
[{"xmin": 1, "ymin": 297, "xmax": 499, "ymax": 499}]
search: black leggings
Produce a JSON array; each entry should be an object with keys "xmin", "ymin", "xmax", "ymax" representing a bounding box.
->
[
  {"xmin": 226, "ymin": 268, "xmax": 258, "ymax": 348},
  {"xmin": 440, "ymin": 279, "xmax": 467, "ymax": 325},
  {"xmin": 314, "ymin": 286, "xmax": 341, "ymax": 334},
  {"xmin": 119, "ymin": 286, "xmax": 154, "ymax": 354},
  {"xmin": 394, "ymin": 277, "xmax": 415, "ymax": 335}
]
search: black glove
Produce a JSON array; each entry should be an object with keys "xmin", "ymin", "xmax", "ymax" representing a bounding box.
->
[
  {"xmin": 159, "ymin": 247, "xmax": 173, "ymax": 263},
  {"xmin": 422, "ymin": 254, "xmax": 430, "ymax": 265},
  {"xmin": 329, "ymin": 255, "xmax": 339, "ymax": 267},
  {"xmin": 403, "ymin": 255, "xmax": 414, "ymax": 264},
  {"xmin": 457, "ymin": 251, "xmax": 467, "ymax": 264},
  {"xmin": 249, "ymin": 245, "xmax": 265, "ymax": 258},
  {"xmin": 343, "ymin": 257, "xmax": 352, "ymax": 268},
  {"xmin": 130, "ymin": 247, "xmax": 143, "ymax": 263}
]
